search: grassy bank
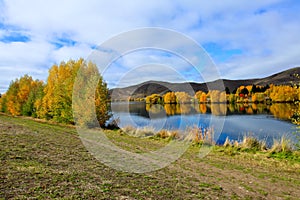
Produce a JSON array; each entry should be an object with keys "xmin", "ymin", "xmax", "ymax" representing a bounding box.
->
[{"xmin": 1, "ymin": 114, "xmax": 300, "ymax": 199}]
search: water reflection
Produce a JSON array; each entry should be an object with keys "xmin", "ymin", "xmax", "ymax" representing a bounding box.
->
[
  {"xmin": 111, "ymin": 102, "xmax": 298, "ymax": 145},
  {"xmin": 144, "ymin": 103, "xmax": 299, "ymax": 120},
  {"xmin": 163, "ymin": 104, "xmax": 193, "ymax": 115},
  {"xmin": 112, "ymin": 102, "xmax": 299, "ymax": 123}
]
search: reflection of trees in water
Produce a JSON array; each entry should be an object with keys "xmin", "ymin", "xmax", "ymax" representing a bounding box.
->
[
  {"xmin": 163, "ymin": 104, "xmax": 176, "ymax": 115},
  {"xmin": 178, "ymin": 104, "xmax": 192, "ymax": 114},
  {"xmin": 163, "ymin": 104, "xmax": 191, "ymax": 115},
  {"xmin": 194, "ymin": 103, "xmax": 208, "ymax": 114},
  {"xmin": 199, "ymin": 104, "xmax": 207, "ymax": 114},
  {"xmin": 145, "ymin": 103, "xmax": 298, "ymax": 123},
  {"xmin": 146, "ymin": 104, "xmax": 165, "ymax": 114},
  {"xmin": 269, "ymin": 103, "xmax": 294, "ymax": 121},
  {"xmin": 208, "ymin": 104, "xmax": 227, "ymax": 116}
]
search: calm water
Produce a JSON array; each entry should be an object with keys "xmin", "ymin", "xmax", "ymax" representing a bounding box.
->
[{"xmin": 110, "ymin": 102, "xmax": 299, "ymax": 146}]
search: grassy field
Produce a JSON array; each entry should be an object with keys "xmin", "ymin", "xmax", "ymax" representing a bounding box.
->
[{"xmin": 0, "ymin": 114, "xmax": 300, "ymax": 199}]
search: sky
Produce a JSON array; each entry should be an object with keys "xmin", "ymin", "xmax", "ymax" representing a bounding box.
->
[{"xmin": 1, "ymin": 0, "xmax": 300, "ymax": 92}]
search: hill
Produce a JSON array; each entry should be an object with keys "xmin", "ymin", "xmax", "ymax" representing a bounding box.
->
[{"xmin": 109, "ymin": 67, "xmax": 300, "ymax": 100}]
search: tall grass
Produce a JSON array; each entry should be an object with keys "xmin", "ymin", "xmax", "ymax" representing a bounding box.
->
[
  {"xmin": 122, "ymin": 125, "xmax": 156, "ymax": 138},
  {"xmin": 270, "ymin": 136, "xmax": 292, "ymax": 153},
  {"xmin": 120, "ymin": 126, "xmax": 297, "ymax": 156},
  {"xmin": 184, "ymin": 126, "xmax": 215, "ymax": 145},
  {"xmin": 223, "ymin": 136, "xmax": 267, "ymax": 152},
  {"xmin": 221, "ymin": 135, "xmax": 298, "ymax": 159},
  {"xmin": 156, "ymin": 129, "xmax": 179, "ymax": 139}
]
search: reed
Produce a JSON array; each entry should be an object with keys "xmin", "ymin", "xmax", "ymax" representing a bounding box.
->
[
  {"xmin": 270, "ymin": 136, "xmax": 292, "ymax": 153},
  {"xmin": 184, "ymin": 126, "xmax": 215, "ymax": 145}
]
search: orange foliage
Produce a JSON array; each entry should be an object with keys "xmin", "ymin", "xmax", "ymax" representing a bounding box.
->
[{"xmin": 163, "ymin": 92, "xmax": 176, "ymax": 104}]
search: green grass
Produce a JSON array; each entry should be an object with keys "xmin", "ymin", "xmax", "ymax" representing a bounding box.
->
[{"xmin": 0, "ymin": 114, "xmax": 300, "ymax": 199}]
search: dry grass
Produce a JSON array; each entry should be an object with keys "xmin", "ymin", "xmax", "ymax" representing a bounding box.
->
[
  {"xmin": 184, "ymin": 126, "xmax": 214, "ymax": 145},
  {"xmin": 156, "ymin": 129, "xmax": 179, "ymax": 139},
  {"xmin": 223, "ymin": 137, "xmax": 231, "ymax": 147},
  {"xmin": 223, "ymin": 136, "xmax": 267, "ymax": 152},
  {"xmin": 121, "ymin": 126, "xmax": 156, "ymax": 138},
  {"xmin": 240, "ymin": 136, "xmax": 261, "ymax": 150},
  {"xmin": 270, "ymin": 136, "xmax": 293, "ymax": 153}
]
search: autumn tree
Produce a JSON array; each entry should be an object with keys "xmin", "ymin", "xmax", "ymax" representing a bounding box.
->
[
  {"xmin": 5, "ymin": 79, "xmax": 21, "ymax": 116},
  {"xmin": 3, "ymin": 75, "xmax": 42, "ymax": 116},
  {"xmin": 228, "ymin": 94, "xmax": 236, "ymax": 104},
  {"xmin": 73, "ymin": 60, "xmax": 110, "ymax": 127},
  {"xmin": 265, "ymin": 85, "xmax": 298, "ymax": 102},
  {"xmin": 145, "ymin": 94, "xmax": 162, "ymax": 104},
  {"xmin": 163, "ymin": 92, "xmax": 176, "ymax": 104},
  {"xmin": 22, "ymin": 80, "xmax": 44, "ymax": 117},
  {"xmin": 251, "ymin": 92, "xmax": 265, "ymax": 103},
  {"xmin": 209, "ymin": 90, "xmax": 220, "ymax": 103},
  {"xmin": 194, "ymin": 91, "xmax": 207, "ymax": 103},
  {"xmin": 175, "ymin": 92, "xmax": 191, "ymax": 104},
  {"xmin": 38, "ymin": 59, "xmax": 83, "ymax": 123},
  {"xmin": 0, "ymin": 94, "xmax": 7, "ymax": 113},
  {"xmin": 199, "ymin": 92, "xmax": 207, "ymax": 103}
]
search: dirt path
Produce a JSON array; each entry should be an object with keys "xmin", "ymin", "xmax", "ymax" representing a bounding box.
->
[{"xmin": 0, "ymin": 114, "xmax": 299, "ymax": 199}]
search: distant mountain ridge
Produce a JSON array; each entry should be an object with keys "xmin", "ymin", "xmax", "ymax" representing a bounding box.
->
[{"xmin": 109, "ymin": 67, "xmax": 300, "ymax": 101}]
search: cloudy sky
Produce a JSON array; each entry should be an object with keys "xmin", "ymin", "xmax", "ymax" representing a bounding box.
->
[{"xmin": 0, "ymin": 0, "xmax": 300, "ymax": 92}]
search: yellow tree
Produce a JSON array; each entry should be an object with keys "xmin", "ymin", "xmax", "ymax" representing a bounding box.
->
[
  {"xmin": 39, "ymin": 59, "xmax": 83, "ymax": 123},
  {"xmin": 5, "ymin": 80, "xmax": 20, "ymax": 116},
  {"xmin": 73, "ymin": 60, "xmax": 110, "ymax": 127},
  {"xmin": 219, "ymin": 91, "xmax": 227, "ymax": 103},
  {"xmin": 209, "ymin": 90, "xmax": 221, "ymax": 103},
  {"xmin": 195, "ymin": 91, "xmax": 204, "ymax": 102},
  {"xmin": 266, "ymin": 85, "xmax": 298, "ymax": 102},
  {"xmin": 145, "ymin": 94, "xmax": 162, "ymax": 104},
  {"xmin": 2, "ymin": 75, "xmax": 43, "ymax": 116},
  {"xmin": 22, "ymin": 80, "xmax": 45, "ymax": 117},
  {"xmin": 175, "ymin": 92, "xmax": 191, "ymax": 104},
  {"xmin": 4, "ymin": 75, "xmax": 39, "ymax": 116},
  {"xmin": 163, "ymin": 92, "xmax": 176, "ymax": 104},
  {"xmin": 199, "ymin": 92, "xmax": 207, "ymax": 103}
]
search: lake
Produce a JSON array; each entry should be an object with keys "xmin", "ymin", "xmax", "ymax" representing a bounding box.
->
[{"xmin": 110, "ymin": 102, "xmax": 299, "ymax": 146}]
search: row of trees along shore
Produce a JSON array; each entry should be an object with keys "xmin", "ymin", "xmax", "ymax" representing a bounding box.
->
[
  {"xmin": 0, "ymin": 59, "xmax": 110, "ymax": 127},
  {"xmin": 143, "ymin": 84, "xmax": 300, "ymax": 104}
]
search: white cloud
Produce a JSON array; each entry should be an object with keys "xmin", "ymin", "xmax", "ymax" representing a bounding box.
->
[{"xmin": 0, "ymin": 0, "xmax": 300, "ymax": 92}]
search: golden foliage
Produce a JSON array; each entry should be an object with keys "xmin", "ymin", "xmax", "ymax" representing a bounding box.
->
[
  {"xmin": 0, "ymin": 58, "xmax": 110, "ymax": 127},
  {"xmin": 145, "ymin": 94, "xmax": 162, "ymax": 104},
  {"xmin": 175, "ymin": 92, "xmax": 191, "ymax": 104},
  {"xmin": 73, "ymin": 61, "xmax": 110, "ymax": 127},
  {"xmin": 265, "ymin": 85, "xmax": 299, "ymax": 102},
  {"xmin": 209, "ymin": 90, "xmax": 226, "ymax": 103},
  {"xmin": 3, "ymin": 75, "xmax": 43, "ymax": 116},
  {"xmin": 163, "ymin": 92, "xmax": 176, "ymax": 104}
]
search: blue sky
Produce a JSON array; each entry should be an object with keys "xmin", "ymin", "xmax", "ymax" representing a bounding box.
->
[{"xmin": 1, "ymin": 0, "xmax": 300, "ymax": 92}]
